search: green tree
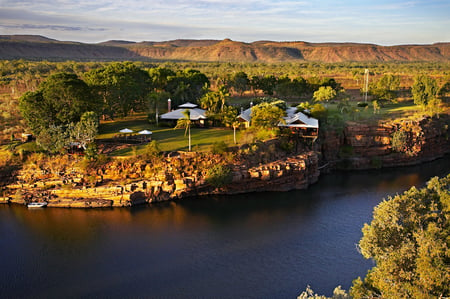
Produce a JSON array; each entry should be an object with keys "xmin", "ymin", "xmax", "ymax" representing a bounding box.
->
[
  {"xmin": 229, "ymin": 71, "xmax": 249, "ymax": 96},
  {"xmin": 69, "ymin": 111, "xmax": 99, "ymax": 148},
  {"xmin": 411, "ymin": 75, "xmax": 438, "ymax": 108},
  {"xmin": 165, "ymin": 69, "xmax": 209, "ymax": 106},
  {"xmin": 175, "ymin": 109, "xmax": 192, "ymax": 151},
  {"xmin": 259, "ymin": 75, "xmax": 278, "ymax": 96},
  {"xmin": 370, "ymin": 74, "xmax": 400, "ymax": 102},
  {"xmin": 221, "ymin": 106, "xmax": 240, "ymax": 144},
  {"xmin": 84, "ymin": 62, "xmax": 151, "ymax": 118},
  {"xmin": 251, "ymin": 102, "xmax": 285, "ymax": 128},
  {"xmin": 19, "ymin": 73, "xmax": 99, "ymax": 135},
  {"xmin": 36, "ymin": 125, "xmax": 70, "ymax": 153},
  {"xmin": 351, "ymin": 174, "xmax": 450, "ymax": 298},
  {"xmin": 313, "ymin": 86, "xmax": 337, "ymax": 102},
  {"xmin": 148, "ymin": 67, "xmax": 175, "ymax": 91}
]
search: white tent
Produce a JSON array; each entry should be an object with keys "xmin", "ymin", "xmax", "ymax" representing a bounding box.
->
[
  {"xmin": 119, "ymin": 128, "xmax": 134, "ymax": 133},
  {"xmin": 138, "ymin": 130, "xmax": 153, "ymax": 135}
]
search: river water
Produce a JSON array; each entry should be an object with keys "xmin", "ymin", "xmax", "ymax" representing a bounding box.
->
[{"xmin": 1, "ymin": 156, "xmax": 448, "ymax": 299}]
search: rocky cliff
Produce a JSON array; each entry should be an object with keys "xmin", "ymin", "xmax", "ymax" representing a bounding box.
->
[
  {"xmin": 321, "ymin": 115, "xmax": 450, "ymax": 170},
  {"xmin": 4, "ymin": 151, "xmax": 319, "ymax": 207}
]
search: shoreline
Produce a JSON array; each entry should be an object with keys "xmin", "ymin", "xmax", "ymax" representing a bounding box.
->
[{"xmin": 2, "ymin": 115, "xmax": 449, "ymax": 208}]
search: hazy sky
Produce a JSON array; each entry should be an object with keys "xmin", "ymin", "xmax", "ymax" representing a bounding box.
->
[{"xmin": 0, "ymin": 0, "xmax": 448, "ymax": 45}]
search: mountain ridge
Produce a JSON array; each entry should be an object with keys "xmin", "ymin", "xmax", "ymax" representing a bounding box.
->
[{"xmin": 0, "ymin": 35, "xmax": 448, "ymax": 62}]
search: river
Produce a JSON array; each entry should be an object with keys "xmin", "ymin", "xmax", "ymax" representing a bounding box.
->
[{"xmin": 0, "ymin": 156, "xmax": 448, "ymax": 299}]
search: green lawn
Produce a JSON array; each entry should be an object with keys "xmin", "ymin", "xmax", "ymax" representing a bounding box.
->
[{"xmin": 97, "ymin": 114, "xmax": 240, "ymax": 156}]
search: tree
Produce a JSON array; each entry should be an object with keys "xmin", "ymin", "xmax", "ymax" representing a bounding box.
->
[
  {"xmin": 69, "ymin": 111, "xmax": 99, "ymax": 148},
  {"xmin": 229, "ymin": 71, "xmax": 249, "ymax": 96},
  {"xmin": 221, "ymin": 106, "xmax": 240, "ymax": 144},
  {"xmin": 411, "ymin": 75, "xmax": 438, "ymax": 108},
  {"xmin": 165, "ymin": 69, "xmax": 209, "ymax": 106},
  {"xmin": 175, "ymin": 109, "xmax": 192, "ymax": 151},
  {"xmin": 251, "ymin": 102, "xmax": 285, "ymax": 128},
  {"xmin": 351, "ymin": 174, "xmax": 450, "ymax": 298},
  {"xmin": 313, "ymin": 86, "xmax": 337, "ymax": 102},
  {"xmin": 84, "ymin": 62, "xmax": 151, "ymax": 118},
  {"xmin": 148, "ymin": 67, "xmax": 175, "ymax": 91},
  {"xmin": 259, "ymin": 75, "xmax": 278, "ymax": 96},
  {"xmin": 370, "ymin": 74, "xmax": 400, "ymax": 102},
  {"xmin": 36, "ymin": 125, "xmax": 70, "ymax": 153},
  {"xmin": 19, "ymin": 73, "xmax": 100, "ymax": 135}
]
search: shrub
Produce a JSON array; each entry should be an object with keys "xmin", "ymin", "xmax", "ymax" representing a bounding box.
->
[
  {"xmin": 391, "ymin": 130, "xmax": 408, "ymax": 153},
  {"xmin": 205, "ymin": 164, "xmax": 232, "ymax": 188},
  {"xmin": 357, "ymin": 102, "xmax": 369, "ymax": 107},
  {"xmin": 211, "ymin": 141, "xmax": 228, "ymax": 154}
]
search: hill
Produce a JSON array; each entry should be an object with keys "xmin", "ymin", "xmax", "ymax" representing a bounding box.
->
[{"xmin": 0, "ymin": 35, "xmax": 448, "ymax": 62}]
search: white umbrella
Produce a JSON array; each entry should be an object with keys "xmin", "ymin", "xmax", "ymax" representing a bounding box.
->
[
  {"xmin": 138, "ymin": 130, "xmax": 153, "ymax": 135},
  {"xmin": 119, "ymin": 128, "xmax": 133, "ymax": 133}
]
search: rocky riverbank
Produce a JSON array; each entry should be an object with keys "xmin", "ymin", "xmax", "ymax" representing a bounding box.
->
[{"xmin": 1, "ymin": 115, "xmax": 449, "ymax": 208}]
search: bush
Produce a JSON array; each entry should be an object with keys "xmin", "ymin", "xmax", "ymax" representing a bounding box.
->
[
  {"xmin": 205, "ymin": 164, "xmax": 232, "ymax": 188},
  {"xmin": 144, "ymin": 140, "xmax": 161, "ymax": 159},
  {"xmin": 391, "ymin": 130, "xmax": 408, "ymax": 153},
  {"xmin": 211, "ymin": 141, "xmax": 228, "ymax": 154},
  {"xmin": 357, "ymin": 102, "xmax": 369, "ymax": 107}
]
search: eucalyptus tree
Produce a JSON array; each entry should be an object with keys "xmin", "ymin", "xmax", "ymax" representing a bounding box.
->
[{"xmin": 84, "ymin": 62, "xmax": 151, "ymax": 118}]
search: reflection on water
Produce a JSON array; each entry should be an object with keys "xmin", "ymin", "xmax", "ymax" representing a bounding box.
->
[{"xmin": 0, "ymin": 156, "xmax": 448, "ymax": 298}]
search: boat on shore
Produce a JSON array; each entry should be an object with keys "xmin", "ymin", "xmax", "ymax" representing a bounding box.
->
[{"xmin": 27, "ymin": 202, "xmax": 48, "ymax": 208}]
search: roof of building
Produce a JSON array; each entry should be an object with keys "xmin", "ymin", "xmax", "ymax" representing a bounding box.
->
[
  {"xmin": 178, "ymin": 102, "xmax": 198, "ymax": 108},
  {"xmin": 237, "ymin": 107, "xmax": 252, "ymax": 122},
  {"xmin": 237, "ymin": 106, "xmax": 318, "ymax": 129},
  {"xmin": 280, "ymin": 111, "xmax": 319, "ymax": 129},
  {"xmin": 160, "ymin": 107, "xmax": 207, "ymax": 120}
]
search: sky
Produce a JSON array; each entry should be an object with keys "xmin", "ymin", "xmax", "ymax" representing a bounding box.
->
[{"xmin": 0, "ymin": 0, "xmax": 449, "ymax": 45}]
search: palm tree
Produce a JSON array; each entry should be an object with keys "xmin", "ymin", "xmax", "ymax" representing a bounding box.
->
[
  {"xmin": 175, "ymin": 109, "xmax": 192, "ymax": 151},
  {"xmin": 231, "ymin": 120, "xmax": 240, "ymax": 144}
]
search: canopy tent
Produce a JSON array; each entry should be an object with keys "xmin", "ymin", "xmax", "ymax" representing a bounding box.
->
[
  {"xmin": 119, "ymin": 128, "xmax": 134, "ymax": 133},
  {"xmin": 138, "ymin": 130, "xmax": 153, "ymax": 135}
]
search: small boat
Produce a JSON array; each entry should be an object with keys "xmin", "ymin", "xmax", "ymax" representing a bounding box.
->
[{"xmin": 27, "ymin": 202, "xmax": 48, "ymax": 208}]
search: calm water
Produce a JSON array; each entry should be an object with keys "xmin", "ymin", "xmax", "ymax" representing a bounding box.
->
[{"xmin": 1, "ymin": 157, "xmax": 449, "ymax": 299}]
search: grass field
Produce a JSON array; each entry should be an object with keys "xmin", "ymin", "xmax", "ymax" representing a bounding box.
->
[{"xmin": 97, "ymin": 113, "xmax": 240, "ymax": 155}]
